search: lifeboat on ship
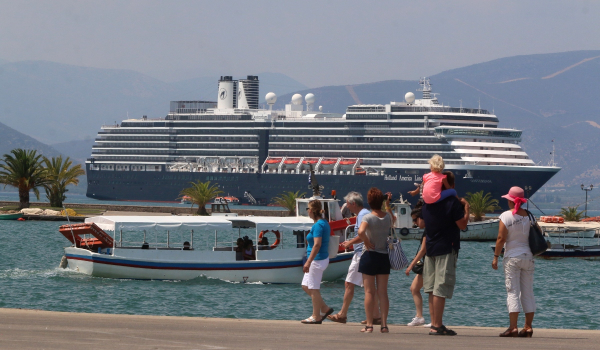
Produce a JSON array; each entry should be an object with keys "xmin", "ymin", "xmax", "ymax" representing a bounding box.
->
[
  {"xmin": 282, "ymin": 158, "xmax": 300, "ymax": 170},
  {"xmin": 300, "ymin": 158, "xmax": 319, "ymax": 172},
  {"xmin": 355, "ymin": 167, "xmax": 366, "ymax": 175},
  {"xmin": 265, "ymin": 158, "xmax": 282, "ymax": 170},
  {"xmin": 338, "ymin": 159, "xmax": 357, "ymax": 170},
  {"xmin": 320, "ymin": 158, "xmax": 337, "ymax": 171}
]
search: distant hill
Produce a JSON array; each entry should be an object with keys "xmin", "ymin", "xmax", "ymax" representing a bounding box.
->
[
  {"xmin": 0, "ymin": 121, "xmax": 62, "ymax": 158},
  {"xmin": 0, "ymin": 61, "xmax": 307, "ymax": 144},
  {"xmin": 51, "ymin": 139, "xmax": 96, "ymax": 164},
  {"xmin": 0, "ymin": 121, "xmax": 87, "ymax": 195}
]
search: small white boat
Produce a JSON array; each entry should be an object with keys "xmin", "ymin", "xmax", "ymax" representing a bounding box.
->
[
  {"xmin": 391, "ymin": 197, "xmax": 500, "ymax": 241},
  {"xmin": 545, "ymin": 230, "xmax": 596, "ymax": 239},
  {"xmin": 59, "ymin": 196, "xmax": 353, "ymax": 283}
]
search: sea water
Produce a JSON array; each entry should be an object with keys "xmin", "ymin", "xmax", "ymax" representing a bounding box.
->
[{"xmin": 0, "ymin": 220, "xmax": 598, "ymax": 329}]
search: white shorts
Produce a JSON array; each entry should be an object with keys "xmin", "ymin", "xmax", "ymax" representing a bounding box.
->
[
  {"xmin": 345, "ymin": 252, "xmax": 363, "ymax": 287},
  {"xmin": 302, "ymin": 258, "xmax": 329, "ymax": 289}
]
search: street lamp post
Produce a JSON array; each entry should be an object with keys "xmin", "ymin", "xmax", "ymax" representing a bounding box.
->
[
  {"xmin": 581, "ymin": 184, "xmax": 594, "ymax": 218},
  {"xmin": 524, "ymin": 186, "xmax": 532, "ymax": 210}
]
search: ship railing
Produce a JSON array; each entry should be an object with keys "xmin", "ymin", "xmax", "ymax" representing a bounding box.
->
[{"xmin": 101, "ymin": 124, "xmax": 121, "ymax": 129}]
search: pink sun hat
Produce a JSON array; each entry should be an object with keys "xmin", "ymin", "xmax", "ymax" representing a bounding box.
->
[{"xmin": 501, "ymin": 186, "xmax": 525, "ymax": 201}]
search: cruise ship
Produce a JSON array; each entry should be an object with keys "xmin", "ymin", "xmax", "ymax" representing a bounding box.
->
[{"xmin": 86, "ymin": 75, "xmax": 560, "ymax": 206}]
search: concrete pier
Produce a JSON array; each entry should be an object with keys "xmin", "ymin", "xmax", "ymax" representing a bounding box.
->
[{"xmin": 0, "ymin": 308, "xmax": 598, "ymax": 350}]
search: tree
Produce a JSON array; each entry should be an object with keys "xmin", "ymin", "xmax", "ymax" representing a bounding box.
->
[
  {"xmin": 560, "ymin": 206, "xmax": 584, "ymax": 222},
  {"xmin": 179, "ymin": 181, "xmax": 223, "ymax": 216},
  {"xmin": 465, "ymin": 190, "xmax": 500, "ymax": 222},
  {"xmin": 42, "ymin": 156, "xmax": 85, "ymax": 207},
  {"xmin": 272, "ymin": 190, "xmax": 305, "ymax": 216},
  {"xmin": 0, "ymin": 149, "xmax": 49, "ymax": 209}
]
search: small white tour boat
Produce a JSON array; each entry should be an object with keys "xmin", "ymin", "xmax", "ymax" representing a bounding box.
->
[
  {"xmin": 59, "ymin": 191, "xmax": 354, "ymax": 283},
  {"xmin": 391, "ymin": 197, "xmax": 500, "ymax": 241}
]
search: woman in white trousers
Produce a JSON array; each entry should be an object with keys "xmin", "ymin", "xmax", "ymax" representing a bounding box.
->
[{"xmin": 492, "ymin": 186, "xmax": 536, "ymax": 338}]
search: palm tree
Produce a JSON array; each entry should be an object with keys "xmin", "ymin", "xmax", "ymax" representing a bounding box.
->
[
  {"xmin": 0, "ymin": 149, "xmax": 49, "ymax": 209},
  {"xmin": 179, "ymin": 181, "xmax": 223, "ymax": 215},
  {"xmin": 272, "ymin": 190, "xmax": 305, "ymax": 216},
  {"xmin": 42, "ymin": 156, "xmax": 86, "ymax": 207},
  {"xmin": 560, "ymin": 206, "xmax": 584, "ymax": 222},
  {"xmin": 465, "ymin": 190, "xmax": 500, "ymax": 222}
]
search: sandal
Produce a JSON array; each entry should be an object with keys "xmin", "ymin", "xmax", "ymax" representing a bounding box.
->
[
  {"xmin": 301, "ymin": 316, "xmax": 322, "ymax": 324},
  {"xmin": 360, "ymin": 326, "xmax": 373, "ymax": 333},
  {"xmin": 361, "ymin": 318, "xmax": 381, "ymax": 325},
  {"xmin": 429, "ymin": 325, "xmax": 457, "ymax": 336},
  {"xmin": 518, "ymin": 328, "xmax": 533, "ymax": 338},
  {"xmin": 327, "ymin": 314, "xmax": 347, "ymax": 324},
  {"xmin": 321, "ymin": 307, "xmax": 334, "ymax": 320},
  {"xmin": 499, "ymin": 327, "xmax": 518, "ymax": 337},
  {"xmin": 380, "ymin": 326, "xmax": 389, "ymax": 333}
]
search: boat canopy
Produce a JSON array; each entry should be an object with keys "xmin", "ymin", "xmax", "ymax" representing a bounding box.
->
[
  {"xmin": 85, "ymin": 216, "xmax": 233, "ymax": 232},
  {"xmin": 229, "ymin": 216, "xmax": 314, "ymax": 231}
]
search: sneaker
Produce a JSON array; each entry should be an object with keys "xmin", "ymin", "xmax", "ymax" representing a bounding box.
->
[
  {"xmin": 423, "ymin": 323, "xmax": 432, "ymax": 328},
  {"xmin": 407, "ymin": 317, "xmax": 425, "ymax": 326}
]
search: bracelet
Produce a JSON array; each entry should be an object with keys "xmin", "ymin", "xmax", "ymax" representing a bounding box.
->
[{"xmin": 494, "ymin": 255, "xmax": 499, "ymax": 258}]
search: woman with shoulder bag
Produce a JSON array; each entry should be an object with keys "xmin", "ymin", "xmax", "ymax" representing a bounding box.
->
[
  {"xmin": 492, "ymin": 186, "xmax": 536, "ymax": 338},
  {"xmin": 357, "ymin": 187, "xmax": 392, "ymax": 333},
  {"xmin": 404, "ymin": 203, "xmax": 431, "ymax": 327}
]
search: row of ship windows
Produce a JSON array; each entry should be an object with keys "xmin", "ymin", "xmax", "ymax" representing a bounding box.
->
[
  {"xmin": 94, "ymin": 143, "xmax": 258, "ymax": 148},
  {"xmin": 463, "ymin": 154, "xmax": 529, "ymax": 159},
  {"xmin": 271, "ymin": 144, "xmax": 451, "ymax": 150},
  {"xmin": 269, "ymin": 137, "xmax": 438, "ymax": 143},
  {"xmin": 346, "ymin": 114, "xmax": 498, "ymax": 122},
  {"xmin": 269, "ymin": 151, "xmax": 462, "ymax": 159},
  {"xmin": 97, "ymin": 136, "xmax": 258, "ymax": 141},
  {"xmin": 92, "ymin": 151, "xmax": 259, "ymax": 157},
  {"xmin": 100, "ymin": 128, "xmax": 433, "ymax": 136}
]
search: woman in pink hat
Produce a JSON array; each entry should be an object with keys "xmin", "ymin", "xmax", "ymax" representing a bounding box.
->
[{"xmin": 492, "ymin": 186, "xmax": 536, "ymax": 338}]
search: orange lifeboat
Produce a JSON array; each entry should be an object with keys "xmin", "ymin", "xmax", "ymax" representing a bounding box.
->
[
  {"xmin": 302, "ymin": 158, "xmax": 319, "ymax": 165},
  {"xmin": 339, "ymin": 159, "xmax": 356, "ymax": 166},
  {"xmin": 355, "ymin": 167, "xmax": 366, "ymax": 175},
  {"xmin": 265, "ymin": 158, "xmax": 282, "ymax": 169},
  {"xmin": 283, "ymin": 158, "xmax": 300, "ymax": 169}
]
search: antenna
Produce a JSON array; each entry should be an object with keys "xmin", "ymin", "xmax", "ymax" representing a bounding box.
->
[{"xmin": 550, "ymin": 139, "xmax": 556, "ymax": 167}]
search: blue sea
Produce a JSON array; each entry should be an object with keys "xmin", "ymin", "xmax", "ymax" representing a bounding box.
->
[{"xmin": 0, "ymin": 219, "xmax": 598, "ymax": 329}]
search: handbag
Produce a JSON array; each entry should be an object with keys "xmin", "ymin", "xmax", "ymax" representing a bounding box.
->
[
  {"xmin": 387, "ymin": 227, "xmax": 409, "ymax": 270},
  {"xmin": 411, "ymin": 238, "xmax": 424, "ymax": 275},
  {"xmin": 526, "ymin": 210, "xmax": 550, "ymax": 256}
]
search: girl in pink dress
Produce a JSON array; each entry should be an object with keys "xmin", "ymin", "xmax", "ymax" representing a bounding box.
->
[{"xmin": 409, "ymin": 155, "xmax": 456, "ymax": 204}]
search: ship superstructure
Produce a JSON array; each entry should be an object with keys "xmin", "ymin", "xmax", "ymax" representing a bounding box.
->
[{"xmin": 86, "ymin": 76, "xmax": 559, "ymax": 205}]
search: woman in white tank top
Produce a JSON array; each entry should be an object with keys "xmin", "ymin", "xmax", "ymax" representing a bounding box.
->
[{"xmin": 492, "ymin": 186, "xmax": 536, "ymax": 338}]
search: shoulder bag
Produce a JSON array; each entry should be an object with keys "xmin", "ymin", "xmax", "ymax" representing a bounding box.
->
[
  {"xmin": 411, "ymin": 236, "xmax": 424, "ymax": 274},
  {"xmin": 387, "ymin": 223, "xmax": 409, "ymax": 270},
  {"xmin": 526, "ymin": 210, "xmax": 551, "ymax": 256}
]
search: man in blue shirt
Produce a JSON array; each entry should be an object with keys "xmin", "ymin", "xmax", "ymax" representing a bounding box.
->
[{"xmin": 327, "ymin": 192, "xmax": 382, "ymax": 324}]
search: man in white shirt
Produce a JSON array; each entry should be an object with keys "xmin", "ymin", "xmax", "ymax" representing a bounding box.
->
[{"xmin": 327, "ymin": 192, "xmax": 382, "ymax": 324}]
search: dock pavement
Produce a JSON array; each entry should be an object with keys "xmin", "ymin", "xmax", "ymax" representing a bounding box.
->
[{"xmin": 0, "ymin": 308, "xmax": 598, "ymax": 350}]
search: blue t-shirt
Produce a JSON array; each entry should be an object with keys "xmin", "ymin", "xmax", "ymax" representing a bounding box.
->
[
  {"xmin": 307, "ymin": 219, "xmax": 331, "ymax": 261},
  {"xmin": 353, "ymin": 208, "xmax": 370, "ymax": 252}
]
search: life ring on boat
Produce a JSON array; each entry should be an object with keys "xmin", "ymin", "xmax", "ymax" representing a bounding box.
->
[
  {"xmin": 399, "ymin": 228, "xmax": 410, "ymax": 236},
  {"xmin": 258, "ymin": 230, "xmax": 281, "ymax": 249}
]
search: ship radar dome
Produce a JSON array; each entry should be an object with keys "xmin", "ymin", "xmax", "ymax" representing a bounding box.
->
[
  {"xmin": 405, "ymin": 92, "xmax": 415, "ymax": 104},
  {"xmin": 265, "ymin": 92, "xmax": 277, "ymax": 105},
  {"xmin": 291, "ymin": 93, "xmax": 303, "ymax": 105},
  {"xmin": 305, "ymin": 93, "xmax": 315, "ymax": 105},
  {"xmin": 319, "ymin": 106, "xmax": 323, "ymax": 111}
]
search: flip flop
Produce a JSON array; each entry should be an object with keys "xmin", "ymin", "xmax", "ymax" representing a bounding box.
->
[
  {"xmin": 360, "ymin": 326, "xmax": 373, "ymax": 333},
  {"xmin": 321, "ymin": 307, "xmax": 334, "ymax": 320},
  {"xmin": 327, "ymin": 314, "xmax": 347, "ymax": 324},
  {"xmin": 301, "ymin": 316, "xmax": 322, "ymax": 324},
  {"xmin": 380, "ymin": 326, "xmax": 389, "ymax": 333},
  {"xmin": 429, "ymin": 325, "xmax": 457, "ymax": 336}
]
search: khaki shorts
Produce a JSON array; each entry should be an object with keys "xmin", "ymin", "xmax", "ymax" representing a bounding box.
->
[{"xmin": 423, "ymin": 250, "xmax": 458, "ymax": 299}]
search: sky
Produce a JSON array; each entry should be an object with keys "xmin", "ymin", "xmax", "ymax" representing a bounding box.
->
[{"xmin": 1, "ymin": 0, "xmax": 599, "ymax": 87}]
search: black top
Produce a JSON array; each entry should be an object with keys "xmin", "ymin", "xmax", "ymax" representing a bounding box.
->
[{"xmin": 421, "ymin": 196, "xmax": 464, "ymax": 257}]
